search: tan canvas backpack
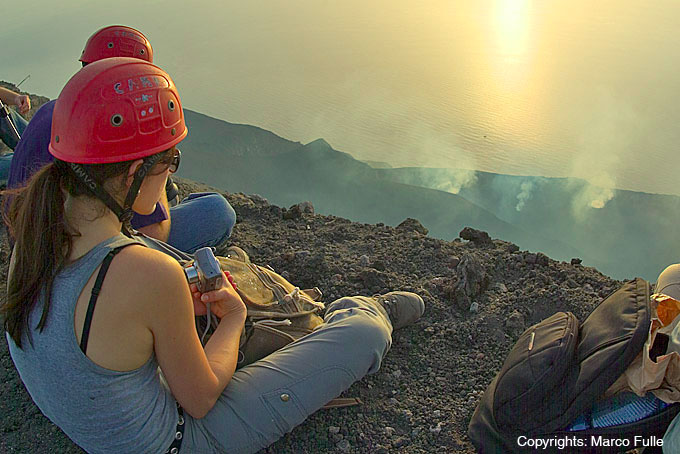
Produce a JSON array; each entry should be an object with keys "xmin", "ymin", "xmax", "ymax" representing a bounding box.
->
[
  {"xmin": 216, "ymin": 246, "xmax": 326, "ymax": 367},
  {"xmin": 146, "ymin": 235, "xmax": 361, "ymax": 409}
]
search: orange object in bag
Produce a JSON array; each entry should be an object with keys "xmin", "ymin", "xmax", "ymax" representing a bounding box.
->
[{"xmin": 655, "ymin": 294, "xmax": 680, "ymax": 327}]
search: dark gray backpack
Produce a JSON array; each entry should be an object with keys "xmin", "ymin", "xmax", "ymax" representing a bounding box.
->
[{"xmin": 468, "ymin": 278, "xmax": 680, "ymax": 453}]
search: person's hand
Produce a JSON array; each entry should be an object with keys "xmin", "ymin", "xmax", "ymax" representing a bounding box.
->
[
  {"xmin": 14, "ymin": 94, "xmax": 30, "ymax": 114},
  {"xmin": 190, "ymin": 271, "xmax": 246, "ymax": 320}
]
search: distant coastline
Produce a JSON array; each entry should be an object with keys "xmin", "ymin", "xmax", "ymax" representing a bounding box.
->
[{"xmin": 2, "ymin": 82, "xmax": 677, "ymax": 281}]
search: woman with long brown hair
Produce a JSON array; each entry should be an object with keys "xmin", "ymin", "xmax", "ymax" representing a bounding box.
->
[{"xmin": 3, "ymin": 57, "xmax": 424, "ymax": 454}]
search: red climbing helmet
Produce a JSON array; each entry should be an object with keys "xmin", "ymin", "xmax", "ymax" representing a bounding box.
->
[
  {"xmin": 80, "ymin": 25, "xmax": 153, "ymax": 64},
  {"xmin": 49, "ymin": 57, "xmax": 187, "ymax": 164}
]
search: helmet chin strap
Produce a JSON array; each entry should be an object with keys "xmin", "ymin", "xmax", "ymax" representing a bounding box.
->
[
  {"xmin": 65, "ymin": 153, "xmax": 164, "ymax": 237},
  {"xmin": 122, "ymin": 154, "xmax": 163, "ymax": 235}
]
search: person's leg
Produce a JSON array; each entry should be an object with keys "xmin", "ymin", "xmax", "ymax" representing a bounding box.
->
[
  {"xmin": 166, "ymin": 192, "xmax": 236, "ymax": 254},
  {"xmin": 0, "ymin": 152, "xmax": 14, "ymax": 185},
  {"xmin": 12, "ymin": 110, "xmax": 28, "ymax": 136},
  {"xmin": 0, "ymin": 109, "xmax": 28, "ymax": 151},
  {"xmin": 181, "ymin": 296, "xmax": 393, "ymax": 454}
]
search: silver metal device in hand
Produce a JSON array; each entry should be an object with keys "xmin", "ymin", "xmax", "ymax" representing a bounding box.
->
[
  {"xmin": 183, "ymin": 247, "xmax": 223, "ymax": 345},
  {"xmin": 183, "ymin": 247, "xmax": 222, "ymax": 292}
]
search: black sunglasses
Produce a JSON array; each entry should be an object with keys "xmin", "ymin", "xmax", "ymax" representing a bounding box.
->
[
  {"xmin": 155, "ymin": 149, "xmax": 181, "ymax": 173},
  {"xmin": 168, "ymin": 149, "xmax": 181, "ymax": 174}
]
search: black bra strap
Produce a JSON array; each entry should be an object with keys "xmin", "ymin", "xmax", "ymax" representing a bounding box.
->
[{"xmin": 80, "ymin": 245, "xmax": 133, "ymax": 354}]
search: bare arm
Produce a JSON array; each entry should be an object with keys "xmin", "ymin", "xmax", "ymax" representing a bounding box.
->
[
  {"xmin": 141, "ymin": 250, "xmax": 246, "ymax": 418},
  {"xmin": 0, "ymin": 87, "xmax": 30, "ymax": 114},
  {"xmin": 199, "ymin": 306, "xmax": 245, "ymax": 400}
]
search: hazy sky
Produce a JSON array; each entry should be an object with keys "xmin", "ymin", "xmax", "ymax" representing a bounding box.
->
[{"xmin": 4, "ymin": 0, "xmax": 680, "ymax": 195}]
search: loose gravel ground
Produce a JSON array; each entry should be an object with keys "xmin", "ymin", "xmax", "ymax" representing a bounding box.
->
[{"xmin": 0, "ymin": 178, "xmax": 625, "ymax": 453}]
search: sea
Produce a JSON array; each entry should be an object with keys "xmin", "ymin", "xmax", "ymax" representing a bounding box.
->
[{"xmin": 4, "ymin": 0, "xmax": 680, "ymax": 195}]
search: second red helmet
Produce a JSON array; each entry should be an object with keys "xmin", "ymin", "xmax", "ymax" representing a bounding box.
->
[{"xmin": 80, "ymin": 25, "xmax": 153, "ymax": 64}]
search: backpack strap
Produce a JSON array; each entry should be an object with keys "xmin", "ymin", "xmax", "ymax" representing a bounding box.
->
[{"xmin": 79, "ymin": 245, "xmax": 133, "ymax": 355}]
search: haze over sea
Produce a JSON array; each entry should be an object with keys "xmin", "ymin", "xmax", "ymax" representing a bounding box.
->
[{"xmin": 4, "ymin": 0, "xmax": 680, "ymax": 195}]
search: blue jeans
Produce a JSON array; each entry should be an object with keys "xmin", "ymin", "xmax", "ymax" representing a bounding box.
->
[
  {"xmin": 0, "ymin": 109, "xmax": 28, "ymax": 184},
  {"xmin": 166, "ymin": 192, "xmax": 236, "ymax": 254},
  {"xmin": 180, "ymin": 295, "xmax": 393, "ymax": 454}
]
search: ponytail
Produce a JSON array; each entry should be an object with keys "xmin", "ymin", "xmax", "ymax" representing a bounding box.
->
[
  {"xmin": 2, "ymin": 151, "xmax": 172, "ymax": 348},
  {"xmin": 2, "ymin": 162, "xmax": 72, "ymax": 348}
]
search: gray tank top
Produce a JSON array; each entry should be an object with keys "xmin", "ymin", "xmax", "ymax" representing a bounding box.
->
[{"xmin": 7, "ymin": 234, "xmax": 178, "ymax": 454}]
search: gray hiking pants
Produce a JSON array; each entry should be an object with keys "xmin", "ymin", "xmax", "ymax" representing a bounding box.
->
[{"xmin": 180, "ymin": 295, "xmax": 393, "ymax": 454}]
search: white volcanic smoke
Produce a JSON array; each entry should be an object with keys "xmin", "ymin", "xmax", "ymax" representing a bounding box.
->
[
  {"xmin": 570, "ymin": 173, "xmax": 616, "ymax": 219},
  {"xmin": 433, "ymin": 168, "xmax": 478, "ymax": 194},
  {"xmin": 565, "ymin": 87, "xmax": 642, "ymax": 218},
  {"xmin": 515, "ymin": 181, "xmax": 535, "ymax": 211}
]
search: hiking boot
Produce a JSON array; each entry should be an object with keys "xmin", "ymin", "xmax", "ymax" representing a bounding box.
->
[
  {"xmin": 226, "ymin": 245, "xmax": 251, "ymax": 263},
  {"xmin": 372, "ymin": 292, "xmax": 425, "ymax": 330}
]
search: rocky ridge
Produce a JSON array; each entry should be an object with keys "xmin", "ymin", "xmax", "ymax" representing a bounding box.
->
[{"xmin": 0, "ymin": 177, "xmax": 625, "ymax": 453}]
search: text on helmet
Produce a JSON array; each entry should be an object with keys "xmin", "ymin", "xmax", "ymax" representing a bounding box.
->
[
  {"xmin": 113, "ymin": 76, "xmax": 168, "ymax": 95},
  {"xmin": 112, "ymin": 29, "xmax": 146, "ymax": 44}
]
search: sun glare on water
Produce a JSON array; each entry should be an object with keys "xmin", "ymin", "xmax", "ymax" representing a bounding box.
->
[
  {"xmin": 474, "ymin": 0, "xmax": 546, "ymax": 154},
  {"xmin": 496, "ymin": 0, "xmax": 530, "ymax": 59}
]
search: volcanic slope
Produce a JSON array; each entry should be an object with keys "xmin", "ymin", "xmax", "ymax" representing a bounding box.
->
[{"xmin": 0, "ymin": 178, "xmax": 624, "ymax": 454}]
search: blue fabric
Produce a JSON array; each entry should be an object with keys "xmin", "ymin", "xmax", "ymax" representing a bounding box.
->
[
  {"xmin": 7, "ymin": 100, "xmax": 54, "ymax": 189},
  {"xmin": 0, "ymin": 108, "xmax": 28, "ymax": 184},
  {"xmin": 7, "ymin": 234, "xmax": 179, "ymax": 454},
  {"xmin": 0, "ymin": 152, "xmax": 12, "ymax": 185},
  {"xmin": 166, "ymin": 192, "xmax": 236, "ymax": 253},
  {"xmin": 0, "ymin": 107, "xmax": 28, "ymax": 151}
]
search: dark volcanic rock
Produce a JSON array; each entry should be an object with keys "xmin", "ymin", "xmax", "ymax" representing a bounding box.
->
[
  {"xmin": 396, "ymin": 218, "xmax": 428, "ymax": 235},
  {"xmin": 506, "ymin": 243, "xmax": 520, "ymax": 253},
  {"xmin": 0, "ymin": 177, "xmax": 624, "ymax": 454},
  {"xmin": 448, "ymin": 256, "xmax": 461, "ymax": 269},
  {"xmin": 536, "ymin": 253, "xmax": 550, "ymax": 266},
  {"xmin": 504, "ymin": 310, "xmax": 526, "ymax": 336},
  {"xmin": 459, "ymin": 227, "xmax": 492, "ymax": 245},
  {"xmin": 453, "ymin": 254, "xmax": 490, "ymax": 310},
  {"xmin": 359, "ymin": 269, "xmax": 392, "ymax": 292},
  {"xmin": 282, "ymin": 201, "xmax": 314, "ymax": 219}
]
